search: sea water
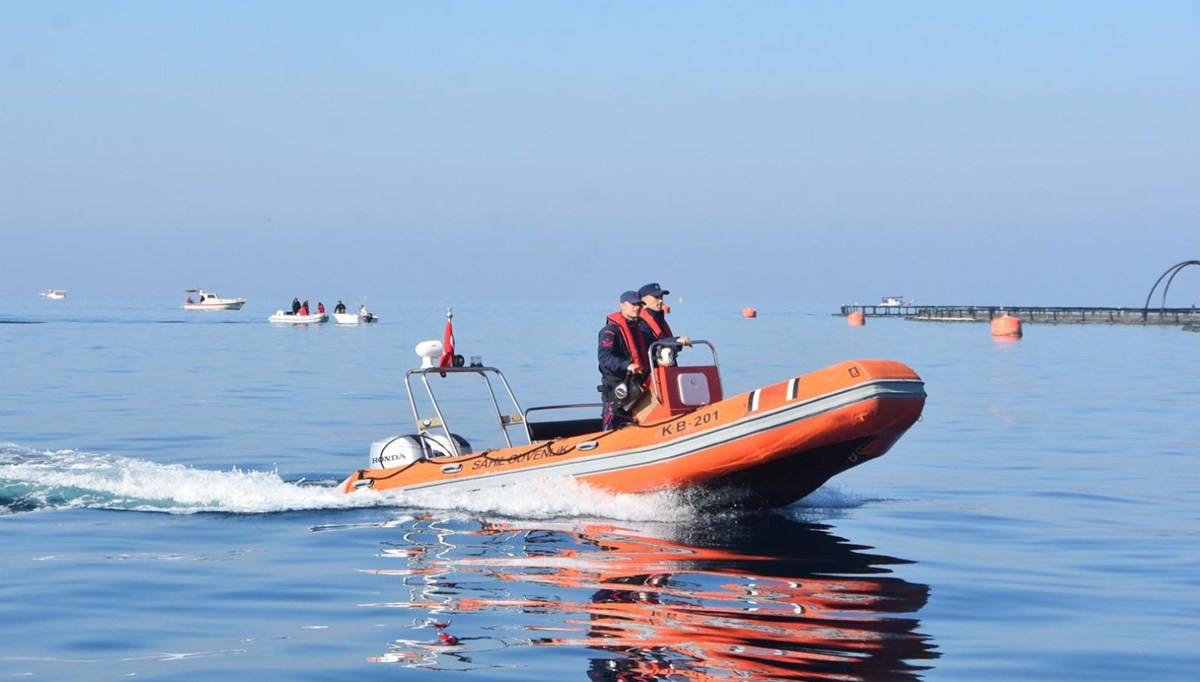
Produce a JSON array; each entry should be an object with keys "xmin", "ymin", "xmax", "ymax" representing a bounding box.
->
[{"xmin": 1, "ymin": 298, "xmax": 1197, "ymax": 680}]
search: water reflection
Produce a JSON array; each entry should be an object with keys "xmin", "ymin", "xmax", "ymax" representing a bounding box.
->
[{"xmin": 358, "ymin": 513, "xmax": 938, "ymax": 680}]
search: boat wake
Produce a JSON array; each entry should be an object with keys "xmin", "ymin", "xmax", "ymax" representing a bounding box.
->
[
  {"xmin": 0, "ymin": 443, "xmax": 865, "ymax": 518},
  {"xmin": 0, "ymin": 443, "xmax": 347, "ymax": 515}
]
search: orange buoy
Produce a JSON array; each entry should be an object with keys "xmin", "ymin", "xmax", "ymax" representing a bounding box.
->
[
  {"xmin": 742, "ymin": 307, "xmax": 757, "ymax": 318},
  {"xmin": 847, "ymin": 311, "xmax": 865, "ymax": 327},
  {"xmin": 991, "ymin": 315, "xmax": 1023, "ymax": 338},
  {"xmin": 662, "ymin": 303, "xmax": 671, "ymax": 314}
]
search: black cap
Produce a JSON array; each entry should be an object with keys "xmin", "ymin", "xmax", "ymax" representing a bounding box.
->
[
  {"xmin": 619, "ymin": 290, "xmax": 642, "ymax": 304},
  {"xmin": 638, "ymin": 283, "xmax": 669, "ymax": 298}
]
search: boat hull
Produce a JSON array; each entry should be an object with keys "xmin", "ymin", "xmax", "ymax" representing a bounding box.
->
[
  {"xmin": 340, "ymin": 359, "xmax": 926, "ymax": 508},
  {"xmin": 333, "ymin": 312, "xmax": 378, "ymax": 324},
  {"xmin": 183, "ymin": 301, "xmax": 245, "ymax": 310},
  {"xmin": 268, "ymin": 312, "xmax": 328, "ymax": 324}
]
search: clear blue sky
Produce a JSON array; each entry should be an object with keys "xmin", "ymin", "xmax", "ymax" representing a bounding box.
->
[{"xmin": 2, "ymin": 1, "xmax": 1197, "ymax": 307}]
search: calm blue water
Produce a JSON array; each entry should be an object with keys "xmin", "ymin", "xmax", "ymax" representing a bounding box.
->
[{"xmin": 2, "ymin": 297, "xmax": 1197, "ymax": 680}]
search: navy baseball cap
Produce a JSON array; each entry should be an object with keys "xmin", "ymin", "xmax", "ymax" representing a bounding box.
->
[
  {"xmin": 619, "ymin": 290, "xmax": 642, "ymax": 305},
  {"xmin": 638, "ymin": 283, "xmax": 669, "ymax": 298}
]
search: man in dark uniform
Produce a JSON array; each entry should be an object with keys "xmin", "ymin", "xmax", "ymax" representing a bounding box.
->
[
  {"xmin": 637, "ymin": 282, "xmax": 692, "ymax": 364},
  {"xmin": 598, "ymin": 291, "xmax": 651, "ymax": 430}
]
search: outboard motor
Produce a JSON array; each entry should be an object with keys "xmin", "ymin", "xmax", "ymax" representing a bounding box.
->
[
  {"xmin": 423, "ymin": 433, "xmax": 472, "ymax": 457},
  {"xmin": 368, "ymin": 433, "xmax": 473, "ymax": 469},
  {"xmin": 368, "ymin": 436, "xmax": 425, "ymax": 469}
]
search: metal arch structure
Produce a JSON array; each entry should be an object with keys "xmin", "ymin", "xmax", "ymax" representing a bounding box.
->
[{"xmin": 1142, "ymin": 260, "xmax": 1200, "ymax": 321}]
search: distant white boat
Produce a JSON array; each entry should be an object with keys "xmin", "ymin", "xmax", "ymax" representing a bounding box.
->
[
  {"xmin": 269, "ymin": 311, "xmax": 328, "ymax": 324},
  {"xmin": 40, "ymin": 289, "xmax": 67, "ymax": 300},
  {"xmin": 879, "ymin": 296, "xmax": 908, "ymax": 307},
  {"xmin": 183, "ymin": 289, "xmax": 247, "ymax": 311},
  {"xmin": 333, "ymin": 308, "xmax": 378, "ymax": 324}
]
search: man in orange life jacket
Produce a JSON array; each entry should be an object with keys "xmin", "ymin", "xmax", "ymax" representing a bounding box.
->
[
  {"xmin": 637, "ymin": 282, "xmax": 691, "ymax": 352},
  {"xmin": 598, "ymin": 291, "xmax": 651, "ymax": 430}
]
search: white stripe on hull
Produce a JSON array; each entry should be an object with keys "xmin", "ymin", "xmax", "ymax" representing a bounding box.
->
[{"xmin": 379, "ymin": 378, "xmax": 925, "ymax": 494}]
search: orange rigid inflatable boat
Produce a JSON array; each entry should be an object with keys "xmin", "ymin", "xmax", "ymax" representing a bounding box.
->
[{"xmin": 340, "ymin": 340, "xmax": 926, "ymax": 508}]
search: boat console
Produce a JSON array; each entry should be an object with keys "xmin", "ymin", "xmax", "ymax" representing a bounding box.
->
[{"xmin": 633, "ymin": 340, "xmax": 723, "ymax": 422}]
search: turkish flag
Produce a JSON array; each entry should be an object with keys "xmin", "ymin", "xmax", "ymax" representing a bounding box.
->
[{"xmin": 439, "ymin": 313, "xmax": 455, "ymax": 368}]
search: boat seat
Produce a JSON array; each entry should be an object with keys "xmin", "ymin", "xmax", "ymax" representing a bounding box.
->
[{"xmin": 527, "ymin": 417, "xmax": 604, "ymax": 441}]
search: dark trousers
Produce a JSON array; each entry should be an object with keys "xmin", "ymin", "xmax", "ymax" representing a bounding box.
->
[{"xmin": 601, "ymin": 400, "xmax": 635, "ymax": 431}]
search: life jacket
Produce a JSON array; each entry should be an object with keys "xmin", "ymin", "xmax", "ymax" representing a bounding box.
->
[
  {"xmin": 639, "ymin": 307, "xmax": 673, "ymax": 340},
  {"xmin": 606, "ymin": 312, "xmax": 648, "ymax": 369}
]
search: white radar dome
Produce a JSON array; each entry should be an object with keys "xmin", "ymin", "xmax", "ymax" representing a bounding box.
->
[{"xmin": 415, "ymin": 340, "xmax": 443, "ymax": 368}]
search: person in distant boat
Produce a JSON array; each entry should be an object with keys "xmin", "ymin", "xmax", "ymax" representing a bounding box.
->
[
  {"xmin": 317, "ymin": 302, "xmax": 325, "ymax": 314},
  {"xmin": 358, "ymin": 304, "xmax": 368, "ymax": 316},
  {"xmin": 637, "ymin": 283, "xmax": 691, "ymax": 360},
  {"xmin": 334, "ymin": 300, "xmax": 346, "ymax": 314},
  {"xmin": 291, "ymin": 298, "xmax": 301, "ymax": 315},
  {"xmin": 299, "ymin": 301, "xmax": 309, "ymax": 316},
  {"xmin": 597, "ymin": 290, "xmax": 652, "ymax": 430}
]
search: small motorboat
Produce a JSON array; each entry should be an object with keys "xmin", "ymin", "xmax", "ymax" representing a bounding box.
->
[
  {"xmin": 333, "ymin": 311, "xmax": 378, "ymax": 324},
  {"xmin": 183, "ymin": 289, "xmax": 247, "ymax": 311},
  {"xmin": 340, "ymin": 337, "xmax": 926, "ymax": 509},
  {"xmin": 40, "ymin": 289, "xmax": 67, "ymax": 300},
  {"xmin": 268, "ymin": 310, "xmax": 328, "ymax": 324},
  {"xmin": 879, "ymin": 296, "xmax": 907, "ymax": 307}
]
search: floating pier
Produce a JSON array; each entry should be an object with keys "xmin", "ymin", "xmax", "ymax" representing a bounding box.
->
[
  {"xmin": 843, "ymin": 261, "xmax": 1200, "ymax": 327},
  {"xmin": 839, "ymin": 304, "xmax": 1199, "ymax": 326}
]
